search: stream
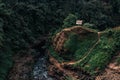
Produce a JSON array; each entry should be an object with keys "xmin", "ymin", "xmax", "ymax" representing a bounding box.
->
[{"xmin": 32, "ymin": 56, "xmax": 54, "ymax": 80}]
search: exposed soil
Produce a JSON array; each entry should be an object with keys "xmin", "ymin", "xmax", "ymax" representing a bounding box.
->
[
  {"xmin": 53, "ymin": 26, "xmax": 97, "ymax": 53},
  {"xmin": 48, "ymin": 51, "xmax": 95, "ymax": 80},
  {"xmin": 8, "ymin": 51, "xmax": 34, "ymax": 80},
  {"xmin": 48, "ymin": 51, "xmax": 120, "ymax": 80},
  {"xmin": 96, "ymin": 52, "xmax": 120, "ymax": 80}
]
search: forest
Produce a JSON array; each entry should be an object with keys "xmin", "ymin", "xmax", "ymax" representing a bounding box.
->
[{"xmin": 0, "ymin": 0, "xmax": 120, "ymax": 80}]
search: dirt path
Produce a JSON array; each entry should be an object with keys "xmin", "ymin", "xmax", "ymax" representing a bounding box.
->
[
  {"xmin": 48, "ymin": 51, "xmax": 94, "ymax": 80},
  {"xmin": 61, "ymin": 32, "xmax": 101, "ymax": 66},
  {"xmin": 50, "ymin": 26, "xmax": 120, "ymax": 80}
]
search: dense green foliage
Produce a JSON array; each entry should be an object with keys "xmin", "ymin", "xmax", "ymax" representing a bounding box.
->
[
  {"xmin": 3, "ymin": 0, "xmax": 120, "ymax": 30},
  {"xmin": 0, "ymin": 2, "xmax": 13, "ymax": 80},
  {"xmin": 62, "ymin": 14, "xmax": 77, "ymax": 28},
  {"xmin": 0, "ymin": 0, "xmax": 119, "ymax": 79}
]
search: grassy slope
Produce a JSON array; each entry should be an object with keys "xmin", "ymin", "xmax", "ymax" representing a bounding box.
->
[{"xmin": 50, "ymin": 26, "xmax": 120, "ymax": 75}]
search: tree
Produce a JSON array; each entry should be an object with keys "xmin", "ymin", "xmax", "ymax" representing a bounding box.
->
[{"xmin": 62, "ymin": 14, "xmax": 77, "ymax": 28}]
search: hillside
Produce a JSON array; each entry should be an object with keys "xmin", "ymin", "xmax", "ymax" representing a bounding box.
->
[
  {"xmin": 0, "ymin": 0, "xmax": 120, "ymax": 80},
  {"xmin": 49, "ymin": 26, "xmax": 120, "ymax": 80}
]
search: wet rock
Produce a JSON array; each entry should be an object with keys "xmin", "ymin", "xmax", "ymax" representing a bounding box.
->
[{"xmin": 33, "ymin": 57, "xmax": 54, "ymax": 80}]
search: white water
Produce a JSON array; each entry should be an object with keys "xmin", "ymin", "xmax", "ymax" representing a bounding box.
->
[{"xmin": 33, "ymin": 57, "xmax": 54, "ymax": 80}]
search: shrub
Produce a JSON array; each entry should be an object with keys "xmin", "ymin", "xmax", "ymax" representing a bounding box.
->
[
  {"xmin": 85, "ymin": 52, "xmax": 110, "ymax": 73},
  {"xmin": 62, "ymin": 14, "xmax": 77, "ymax": 28}
]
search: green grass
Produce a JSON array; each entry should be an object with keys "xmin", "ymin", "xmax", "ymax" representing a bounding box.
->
[
  {"xmin": 64, "ymin": 32, "xmax": 98, "ymax": 61},
  {"xmin": 49, "ymin": 28, "xmax": 120, "ymax": 75},
  {"xmin": 80, "ymin": 32, "xmax": 116, "ymax": 74}
]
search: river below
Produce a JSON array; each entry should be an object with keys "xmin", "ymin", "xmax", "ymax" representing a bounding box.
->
[{"xmin": 32, "ymin": 56, "xmax": 54, "ymax": 80}]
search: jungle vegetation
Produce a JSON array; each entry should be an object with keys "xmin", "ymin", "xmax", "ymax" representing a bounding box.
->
[{"xmin": 0, "ymin": 0, "xmax": 120, "ymax": 80}]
